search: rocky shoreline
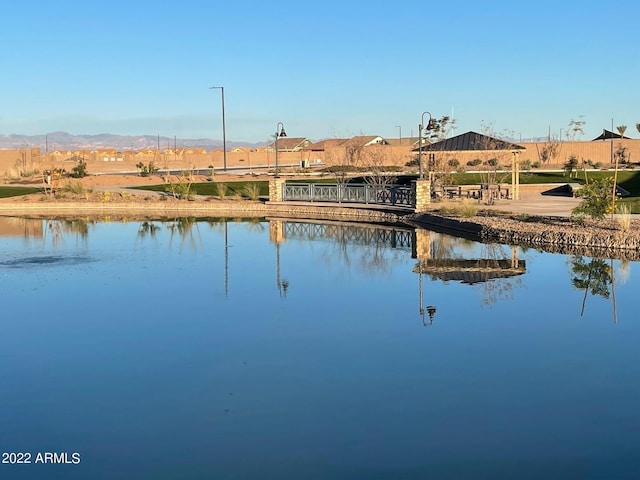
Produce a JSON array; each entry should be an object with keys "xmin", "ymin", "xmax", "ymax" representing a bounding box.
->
[{"xmin": 408, "ymin": 211, "xmax": 640, "ymax": 260}]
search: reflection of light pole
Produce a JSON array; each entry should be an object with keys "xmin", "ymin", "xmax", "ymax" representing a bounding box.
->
[
  {"xmin": 224, "ymin": 220, "xmax": 229, "ymax": 298},
  {"xmin": 275, "ymin": 242, "xmax": 289, "ymax": 297},
  {"xmin": 395, "ymin": 125, "xmax": 402, "ymax": 145},
  {"xmin": 418, "ymin": 111, "xmax": 435, "ymax": 180},
  {"xmin": 274, "ymin": 121, "xmax": 287, "ymax": 177},
  {"xmin": 418, "ymin": 262, "xmax": 437, "ymax": 326},
  {"xmin": 209, "ymin": 86, "xmax": 227, "ymax": 172}
]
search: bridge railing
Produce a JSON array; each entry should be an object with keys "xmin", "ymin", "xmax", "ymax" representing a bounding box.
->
[{"xmin": 283, "ymin": 183, "xmax": 416, "ymax": 207}]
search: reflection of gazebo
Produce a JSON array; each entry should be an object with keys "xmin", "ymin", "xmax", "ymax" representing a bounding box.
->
[
  {"xmin": 415, "ymin": 131, "xmax": 526, "ymax": 199},
  {"xmin": 413, "ymin": 258, "xmax": 526, "ymax": 285}
]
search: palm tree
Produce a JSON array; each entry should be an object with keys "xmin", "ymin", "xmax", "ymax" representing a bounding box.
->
[{"xmin": 612, "ymin": 125, "xmax": 627, "ymax": 217}]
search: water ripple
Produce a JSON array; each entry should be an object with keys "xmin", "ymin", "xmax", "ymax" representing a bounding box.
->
[{"xmin": 0, "ymin": 255, "xmax": 94, "ymax": 268}]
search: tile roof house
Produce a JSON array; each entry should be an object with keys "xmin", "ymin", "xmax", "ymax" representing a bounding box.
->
[
  {"xmin": 386, "ymin": 137, "xmax": 421, "ymax": 147},
  {"xmin": 266, "ymin": 137, "xmax": 311, "ymax": 152},
  {"xmin": 339, "ymin": 135, "xmax": 388, "ymax": 148},
  {"xmin": 304, "ymin": 139, "xmax": 348, "ymax": 151}
]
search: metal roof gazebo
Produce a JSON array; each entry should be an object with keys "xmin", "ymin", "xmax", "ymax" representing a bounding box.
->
[{"xmin": 415, "ymin": 131, "xmax": 526, "ymax": 200}]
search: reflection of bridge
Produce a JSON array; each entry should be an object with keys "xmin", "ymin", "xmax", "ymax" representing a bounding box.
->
[{"xmin": 273, "ymin": 219, "xmax": 415, "ymax": 251}]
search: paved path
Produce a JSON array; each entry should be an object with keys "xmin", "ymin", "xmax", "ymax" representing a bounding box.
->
[{"xmin": 479, "ymin": 193, "xmax": 582, "ymax": 217}]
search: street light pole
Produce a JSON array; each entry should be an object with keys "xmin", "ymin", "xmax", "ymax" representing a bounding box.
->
[
  {"xmin": 275, "ymin": 121, "xmax": 286, "ymax": 177},
  {"xmin": 396, "ymin": 125, "xmax": 402, "ymax": 145},
  {"xmin": 418, "ymin": 111, "xmax": 433, "ymax": 180},
  {"xmin": 209, "ymin": 86, "xmax": 227, "ymax": 172}
]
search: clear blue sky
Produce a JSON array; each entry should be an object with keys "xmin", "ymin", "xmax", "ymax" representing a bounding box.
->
[{"xmin": 1, "ymin": 0, "xmax": 639, "ymax": 143}]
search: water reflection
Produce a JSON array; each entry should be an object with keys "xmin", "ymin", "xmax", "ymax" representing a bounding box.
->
[
  {"xmin": 2, "ymin": 216, "xmax": 637, "ymax": 321},
  {"xmin": 2, "ymin": 216, "xmax": 640, "ymax": 478},
  {"xmin": 568, "ymin": 255, "xmax": 629, "ymax": 323}
]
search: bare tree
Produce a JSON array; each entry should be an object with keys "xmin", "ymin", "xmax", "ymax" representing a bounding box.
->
[
  {"xmin": 476, "ymin": 122, "xmax": 512, "ymax": 202},
  {"xmin": 535, "ymin": 141, "xmax": 560, "ymax": 165},
  {"xmin": 358, "ymin": 145, "xmax": 398, "ymax": 187}
]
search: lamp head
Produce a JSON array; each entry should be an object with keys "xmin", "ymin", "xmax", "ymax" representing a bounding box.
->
[{"xmin": 278, "ymin": 126, "xmax": 287, "ymax": 138}]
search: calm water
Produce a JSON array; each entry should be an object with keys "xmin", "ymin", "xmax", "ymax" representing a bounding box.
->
[{"xmin": 0, "ymin": 216, "xmax": 639, "ymax": 480}]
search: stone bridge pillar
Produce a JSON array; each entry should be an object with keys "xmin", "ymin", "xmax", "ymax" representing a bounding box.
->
[
  {"xmin": 269, "ymin": 177, "xmax": 286, "ymax": 202},
  {"xmin": 414, "ymin": 179, "xmax": 431, "ymax": 212}
]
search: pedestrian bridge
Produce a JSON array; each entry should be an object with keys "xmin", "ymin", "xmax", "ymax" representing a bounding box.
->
[{"xmin": 283, "ymin": 182, "xmax": 416, "ymax": 208}]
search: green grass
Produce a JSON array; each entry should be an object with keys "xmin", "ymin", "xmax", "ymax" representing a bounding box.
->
[
  {"xmin": 0, "ymin": 186, "xmax": 41, "ymax": 198},
  {"xmin": 447, "ymin": 170, "xmax": 640, "ymax": 196},
  {"xmin": 134, "ymin": 180, "xmax": 270, "ymax": 198}
]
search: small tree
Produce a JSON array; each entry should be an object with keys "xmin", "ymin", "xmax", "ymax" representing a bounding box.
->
[
  {"xmin": 136, "ymin": 161, "xmax": 159, "ymax": 177},
  {"xmin": 572, "ymin": 177, "xmax": 614, "ymax": 220},
  {"xmin": 70, "ymin": 159, "xmax": 88, "ymax": 178},
  {"xmin": 426, "ymin": 115, "xmax": 456, "ymax": 142},
  {"xmin": 563, "ymin": 155, "xmax": 579, "ymax": 178}
]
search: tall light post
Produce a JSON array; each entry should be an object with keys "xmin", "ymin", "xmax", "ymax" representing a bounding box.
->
[
  {"xmin": 274, "ymin": 121, "xmax": 287, "ymax": 177},
  {"xmin": 418, "ymin": 111, "xmax": 435, "ymax": 180},
  {"xmin": 395, "ymin": 125, "xmax": 402, "ymax": 145},
  {"xmin": 209, "ymin": 86, "xmax": 227, "ymax": 172}
]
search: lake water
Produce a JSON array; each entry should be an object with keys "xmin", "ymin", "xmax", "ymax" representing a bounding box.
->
[{"xmin": 1, "ymin": 216, "xmax": 639, "ymax": 480}]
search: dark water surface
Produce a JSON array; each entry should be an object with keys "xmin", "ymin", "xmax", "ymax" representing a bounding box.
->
[{"xmin": 0, "ymin": 217, "xmax": 639, "ymax": 480}]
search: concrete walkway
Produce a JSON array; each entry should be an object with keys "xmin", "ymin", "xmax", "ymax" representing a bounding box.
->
[{"xmin": 477, "ymin": 193, "xmax": 582, "ymax": 217}]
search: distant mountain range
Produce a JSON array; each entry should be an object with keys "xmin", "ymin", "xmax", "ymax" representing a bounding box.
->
[{"xmin": 0, "ymin": 132, "xmax": 264, "ymax": 151}]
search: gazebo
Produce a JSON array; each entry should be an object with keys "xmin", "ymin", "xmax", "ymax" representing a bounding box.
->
[{"xmin": 416, "ymin": 131, "xmax": 525, "ymax": 200}]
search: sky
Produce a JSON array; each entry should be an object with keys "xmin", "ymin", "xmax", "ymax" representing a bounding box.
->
[{"xmin": 1, "ymin": 0, "xmax": 639, "ymax": 144}]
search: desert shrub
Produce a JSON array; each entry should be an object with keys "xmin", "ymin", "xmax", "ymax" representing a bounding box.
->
[
  {"xmin": 448, "ymin": 159, "xmax": 460, "ymax": 168},
  {"xmin": 458, "ymin": 199, "xmax": 479, "ymax": 217},
  {"xmin": 467, "ymin": 158, "xmax": 482, "ymax": 167},
  {"xmin": 617, "ymin": 204, "xmax": 632, "ymax": 232},
  {"xmin": 242, "ymin": 183, "xmax": 261, "ymax": 200},
  {"xmin": 63, "ymin": 181, "xmax": 86, "ymax": 195},
  {"xmin": 215, "ymin": 182, "xmax": 228, "ymax": 199},
  {"xmin": 69, "ymin": 160, "xmax": 88, "ymax": 178},
  {"xmin": 136, "ymin": 161, "xmax": 159, "ymax": 177}
]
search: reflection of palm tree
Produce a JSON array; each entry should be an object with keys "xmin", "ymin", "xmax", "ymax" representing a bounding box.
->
[
  {"xmin": 138, "ymin": 221, "xmax": 160, "ymax": 239},
  {"xmin": 168, "ymin": 217, "xmax": 202, "ymax": 251},
  {"xmin": 44, "ymin": 219, "xmax": 94, "ymax": 248}
]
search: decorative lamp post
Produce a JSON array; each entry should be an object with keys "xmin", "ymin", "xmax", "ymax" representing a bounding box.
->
[
  {"xmin": 209, "ymin": 86, "xmax": 227, "ymax": 171},
  {"xmin": 417, "ymin": 111, "xmax": 435, "ymax": 180},
  {"xmin": 274, "ymin": 122, "xmax": 287, "ymax": 177}
]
